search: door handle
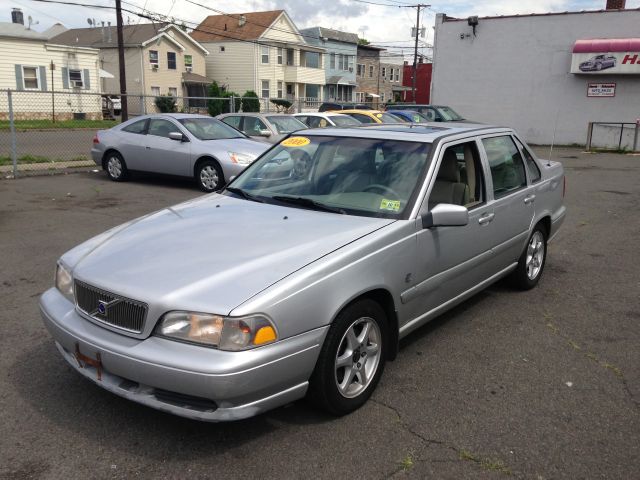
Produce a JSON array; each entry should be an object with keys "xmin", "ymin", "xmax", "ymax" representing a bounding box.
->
[
  {"xmin": 524, "ymin": 194, "xmax": 536, "ymax": 205},
  {"xmin": 145, "ymin": 146, "xmax": 151, "ymax": 149},
  {"xmin": 478, "ymin": 213, "xmax": 495, "ymax": 225}
]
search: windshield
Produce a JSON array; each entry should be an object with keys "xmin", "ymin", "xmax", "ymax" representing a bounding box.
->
[
  {"xmin": 228, "ymin": 135, "xmax": 431, "ymax": 218},
  {"xmin": 267, "ymin": 116, "xmax": 306, "ymax": 134},
  {"xmin": 436, "ymin": 106, "xmax": 464, "ymax": 121},
  {"xmin": 378, "ymin": 113, "xmax": 404, "ymax": 124},
  {"xmin": 178, "ymin": 117, "xmax": 245, "ymax": 140},
  {"xmin": 329, "ymin": 115, "xmax": 361, "ymax": 127}
]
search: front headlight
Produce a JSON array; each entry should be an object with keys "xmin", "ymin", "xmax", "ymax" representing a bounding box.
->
[
  {"xmin": 228, "ymin": 151, "xmax": 256, "ymax": 166},
  {"xmin": 55, "ymin": 263, "xmax": 74, "ymax": 302},
  {"xmin": 155, "ymin": 311, "xmax": 278, "ymax": 351}
]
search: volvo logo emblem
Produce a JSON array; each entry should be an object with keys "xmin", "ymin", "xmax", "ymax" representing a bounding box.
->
[{"xmin": 92, "ymin": 298, "xmax": 122, "ymax": 317}]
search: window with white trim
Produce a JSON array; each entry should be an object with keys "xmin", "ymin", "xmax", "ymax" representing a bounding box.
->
[
  {"xmin": 151, "ymin": 86, "xmax": 160, "ymax": 96},
  {"xmin": 369, "ymin": 65, "xmax": 374, "ymax": 78},
  {"xmin": 261, "ymin": 46, "xmax": 269, "ymax": 64},
  {"xmin": 149, "ymin": 50, "xmax": 159, "ymax": 67},
  {"xmin": 348, "ymin": 55, "xmax": 354, "ymax": 72},
  {"xmin": 394, "ymin": 68, "xmax": 399, "ymax": 82},
  {"xmin": 169, "ymin": 87, "xmax": 177, "ymax": 97},
  {"xmin": 381, "ymin": 67, "xmax": 386, "ymax": 79},
  {"xmin": 69, "ymin": 69, "xmax": 83, "ymax": 88},
  {"xmin": 261, "ymin": 80, "xmax": 270, "ymax": 98},
  {"xmin": 277, "ymin": 80, "xmax": 283, "ymax": 98},
  {"xmin": 277, "ymin": 47, "xmax": 283, "ymax": 65},
  {"xmin": 184, "ymin": 55, "xmax": 193, "ymax": 71},
  {"xmin": 356, "ymin": 64, "xmax": 365, "ymax": 76},
  {"xmin": 22, "ymin": 66, "xmax": 39, "ymax": 90}
]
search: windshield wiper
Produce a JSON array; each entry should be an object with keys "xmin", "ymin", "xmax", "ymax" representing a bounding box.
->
[
  {"xmin": 272, "ymin": 196, "xmax": 345, "ymax": 214},
  {"xmin": 225, "ymin": 187, "xmax": 265, "ymax": 203}
]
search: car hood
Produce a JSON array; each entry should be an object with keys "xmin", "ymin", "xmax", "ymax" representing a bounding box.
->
[
  {"xmin": 199, "ymin": 137, "xmax": 269, "ymax": 157},
  {"xmin": 66, "ymin": 194, "xmax": 394, "ymax": 317}
]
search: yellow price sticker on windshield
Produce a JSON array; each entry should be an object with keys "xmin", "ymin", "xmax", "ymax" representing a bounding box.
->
[
  {"xmin": 380, "ymin": 199, "xmax": 401, "ymax": 212},
  {"xmin": 281, "ymin": 136, "xmax": 311, "ymax": 147},
  {"xmin": 376, "ymin": 113, "xmax": 383, "ymax": 118}
]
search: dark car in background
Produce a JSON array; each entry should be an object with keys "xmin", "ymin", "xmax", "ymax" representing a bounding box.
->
[
  {"xmin": 386, "ymin": 110, "xmax": 431, "ymax": 123},
  {"xmin": 318, "ymin": 102, "xmax": 374, "ymax": 112}
]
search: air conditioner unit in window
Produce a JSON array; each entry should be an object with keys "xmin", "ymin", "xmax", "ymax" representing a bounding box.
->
[
  {"xmin": 151, "ymin": 63, "xmax": 158, "ymax": 70},
  {"xmin": 72, "ymin": 80, "xmax": 84, "ymax": 88},
  {"xmin": 185, "ymin": 66, "xmax": 192, "ymax": 73}
]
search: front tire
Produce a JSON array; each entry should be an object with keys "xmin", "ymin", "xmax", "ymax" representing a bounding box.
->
[
  {"xmin": 308, "ymin": 299, "xmax": 387, "ymax": 416},
  {"xmin": 196, "ymin": 160, "xmax": 224, "ymax": 192},
  {"xmin": 511, "ymin": 224, "xmax": 547, "ymax": 290},
  {"xmin": 104, "ymin": 151, "xmax": 128, "ymax": 182}
]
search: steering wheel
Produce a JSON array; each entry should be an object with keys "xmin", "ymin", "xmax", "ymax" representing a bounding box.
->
[{"xmin": 363, "ymin": 184, "xmax": 401, "ymax": 197}]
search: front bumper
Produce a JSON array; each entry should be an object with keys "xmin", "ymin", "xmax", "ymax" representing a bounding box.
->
[{"xmin": 40, "ymin": 288, "xmax": 328, "ymax": 421}]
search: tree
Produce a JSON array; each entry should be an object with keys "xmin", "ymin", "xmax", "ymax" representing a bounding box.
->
[
  {"xmin": 207, "ymin": 81, "xmax": 225, "ymax": 117},
  {"xmin": 358, "ymin": 38, "xmax": 370, "ymax": 46},
  {"xmin": 154, "ymin": 94, "xmax": 177, "ymax": 113},
  {"xmin": 241, "ymin": 91, "xmax": 261, "ymax": 112}
]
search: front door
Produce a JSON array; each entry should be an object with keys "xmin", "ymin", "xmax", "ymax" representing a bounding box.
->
[
  {"xmin": 406, "ymin": 139, "xmax": 499, "ymax": 320},
  {"xmin": 143, "ymin": 118, "xmax": 191, "ymax": 176}
]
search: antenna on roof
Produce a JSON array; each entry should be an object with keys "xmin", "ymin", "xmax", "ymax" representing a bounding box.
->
[{"xmin": 27, "ymin": 15, "xmax": 39, "ymax": 30}]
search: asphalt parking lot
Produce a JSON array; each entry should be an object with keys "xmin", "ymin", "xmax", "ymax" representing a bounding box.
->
[{"xmin": 0, "ymin": 147, "xmax": 638, "ymax": 479}]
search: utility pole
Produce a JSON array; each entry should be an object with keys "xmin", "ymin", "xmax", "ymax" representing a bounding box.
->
[
  {"xmin": 115, "ymin": 0, "xmax": 128, "ymax": 120},
  {"xmin": 411, "ymin": 4, "xmax": 429, "ymax": 103}
]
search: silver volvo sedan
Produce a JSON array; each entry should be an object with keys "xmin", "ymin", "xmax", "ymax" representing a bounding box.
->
[{"xmin": 41, "ymin": 124, "xmax": 566, "ymax": 421}]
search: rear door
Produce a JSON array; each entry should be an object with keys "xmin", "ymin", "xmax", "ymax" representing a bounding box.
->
[
  {"xmin": 143, "ymin": 118, "xmax": 191, "ymax": 176},
  {"xmin": 115, "ymin": 118, "xmax": 148, "ymax": 169},
  {"xmin": 479, "ymin": 134, "xmax": 535, "ymax": 267}
]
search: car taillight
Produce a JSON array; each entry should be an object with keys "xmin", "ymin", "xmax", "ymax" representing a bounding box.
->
[{"xmin": 92, "ymin": 134, "xmax": 99, "ymax": 144}]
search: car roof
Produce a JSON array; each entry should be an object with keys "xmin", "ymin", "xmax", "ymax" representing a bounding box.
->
[
  {"xmin": 334, "ymin": 109, "xmax": 383, "ymax": 115},
  {"xmin": 294, "ymin": 112, "xmax": 350, "ymax": 118},
  {"xmin": 298, "ymin": 124, "xmax": 510, "ymax": 143}
]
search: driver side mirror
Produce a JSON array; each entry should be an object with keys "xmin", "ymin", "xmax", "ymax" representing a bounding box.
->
[
  {"xmin": 422, "ymin": 204, "xmax": 469, "ymax": 228},
  {"xmin": 169, "ymin": 132, "xmax": 184, "ymax": 141},
  {"xmin": 258, "ymin": 129, "xmax": 272, "ymax": 137}
]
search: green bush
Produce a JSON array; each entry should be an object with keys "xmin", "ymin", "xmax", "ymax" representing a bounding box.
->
[
  {"xmin": 241, "ymin": 91, "xmax": 261, "ymax": 112},
  {"xmin": 207, "ymin": 82, "xmax": 225, "ymax": 117},
  {"xmin": 154, "ymin": 95, "xmax": 177, "ymax": 113},
  {"xmin": 270, "ymin": 98, "xmax": 292, "ymax": 112}
]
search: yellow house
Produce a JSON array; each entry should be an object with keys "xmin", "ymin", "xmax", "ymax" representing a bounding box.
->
[
  {"xmin": 191, "ymin": 10, "xmax": 326, "ymax": 105},
  {"xmin": 0, "ymin": 19, "xmax": 102, "ymax": 120},
  {"xmin": 51, "ymin": 23, "xmax": 210, "ymax": 114}
]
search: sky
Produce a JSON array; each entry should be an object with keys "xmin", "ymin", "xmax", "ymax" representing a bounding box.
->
[{"xmin": 3, "ymin": 0, "xmax": 640, "ymax": 59}]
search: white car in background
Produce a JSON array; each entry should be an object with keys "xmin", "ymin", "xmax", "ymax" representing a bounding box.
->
[{"xmin": 293, "ymin": 112, "xmax": 362, "ymax": 128}]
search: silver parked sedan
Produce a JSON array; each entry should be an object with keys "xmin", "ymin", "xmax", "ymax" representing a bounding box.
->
[
  {"xmin": 91, "ymin": 114, "xmax": 269, "ymax": 192},
  {"xmin": 42, "ymin": 124, "xmax": 565, "ymax": 421},
  {"xmin": 217, "ymin": 112, "xmax": 307, "ymax": 144}
]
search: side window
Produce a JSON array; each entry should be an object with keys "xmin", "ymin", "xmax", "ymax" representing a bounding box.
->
[
  {"xmin": 482, "ymin": 135, "xmax": 527, "ymax": 199},
  {"xmin": 222, "ymin": 116, "xmax": 242, "ymax": 130},
  {"xmin": 422, "ymin": 108, "xmax": 436, "ymax": 121},
  {"xmin": 296, "ymin": 116, "xmax": 309, "ymax": 126},
  {"xmin": 243, "ymin": 116, "xmax": 269, "ymax": 135},
  {"xmin": 429, "ymin": 141, "xmax": 484, "ymax": 209},
  {"xmin": 148, "ymin": 119, "xmax": 181, "ymax": 138},
  {"xmin": 307, "ymin": 116, "xmax": 322, "ymax": 128},
  {"xmin": 513, "ymin": 136, "xmax": 541, "ymax": 183},
  {"xmin": 122, "ymin": 119, "xmax": 147, "ymax": 134}
]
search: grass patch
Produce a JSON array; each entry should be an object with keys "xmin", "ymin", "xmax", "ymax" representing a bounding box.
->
[
  {"xmin": 0, "ymin": 119, "xmax": 118, "ymax": 130},
  {"xmin": 459, "ymin": 449, "xmax": 512, "ymax": 475},
  {"xmin": 399, "ymin": 452, "xmax": 414, "ymax": 471},
  {"xmin": 0, "ymin": 155, "xmax": 88, "ymax": 166}
]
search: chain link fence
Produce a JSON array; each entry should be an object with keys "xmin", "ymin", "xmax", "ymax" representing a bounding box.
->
[{"xmin": 0, "ymin": 89, "xmax": 336, "ymax": 177}]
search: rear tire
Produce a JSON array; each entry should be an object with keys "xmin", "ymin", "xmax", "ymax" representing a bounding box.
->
[
  {"xmin": 104, "ymin": 151, "xmax": 128, "ymax": 182},
  {"xmin": 511, "ymin": 224, "xmax": 547, "ymax": 290},
  {"xmin": 196, "ymin": 160, "xmax": 224, "ymax": 192},
  {"xmin": 308, "ymin": 299, "xmax": 387, "ymax": 416}
]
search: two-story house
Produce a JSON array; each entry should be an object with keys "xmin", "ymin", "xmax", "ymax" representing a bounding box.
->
[
  {"xmin": 191, "ymin": 10, "xmax": 326, "ymax": 107},
  {"xmin": 1, "ymin": 10, "xmax": 102, "ymax": 120},
  {"xmin": 299, "ymin": 27, "xmax": 358, "ymax": 103},
  {"xmin": 355, "ymin": 44, "xmax": 384, "ymax": 106},
  {"xmin": 50, "ymin": 23, "xmax": 210, "ymax": 113}
]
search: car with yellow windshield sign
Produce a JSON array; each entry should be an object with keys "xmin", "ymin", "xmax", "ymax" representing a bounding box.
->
[
  {"xmin": 41, "ymin": 123, "xmax": 566, "ymax": 422},
  {"xmin": 333, "ymin": 109, "xmax": 404, "ymax": 125}
]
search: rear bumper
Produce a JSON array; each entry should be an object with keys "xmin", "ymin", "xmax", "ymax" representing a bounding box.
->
[
  {"xmin": 90, "ymin": 148, "xmax": 102, "ymax": 166},
  {"xmin": 40, "ymin": 288, "xmax": 327, "ymax": 421}
]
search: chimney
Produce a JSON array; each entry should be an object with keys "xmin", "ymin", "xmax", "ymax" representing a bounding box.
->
[
  {"xmin": 238, "ymin": 15, "xmax": 246, "ymax": 27},
  {"xmin": 107, "ymin": 21, "xmax": 112, "ymax": 42},
  {"xmin": 606, "ymin": 0, "xmax": 626, "ymax": 9},
  {"xmin": 11, "ymin": 8, "xmax": 24, "ymax": 25}
]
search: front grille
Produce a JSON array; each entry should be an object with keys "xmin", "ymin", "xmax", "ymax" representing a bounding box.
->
[{"xmin": 74, "ymin": 280, "xmax": 148, "ymax": 333}]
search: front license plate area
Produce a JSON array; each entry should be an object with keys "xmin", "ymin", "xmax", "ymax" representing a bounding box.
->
[{"xmin": 74, "ymin": 342, "xmax": 103, "ymax": 381}]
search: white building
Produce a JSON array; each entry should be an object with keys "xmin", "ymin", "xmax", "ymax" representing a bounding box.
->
[{"xmin": 431, "ymin": 2, "xmax": 640, "ymax": 146}]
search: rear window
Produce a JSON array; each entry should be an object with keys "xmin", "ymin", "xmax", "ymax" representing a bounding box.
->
[{"xmin": 329, "ymin": 115, "xmax": 361, "ymax": 127}]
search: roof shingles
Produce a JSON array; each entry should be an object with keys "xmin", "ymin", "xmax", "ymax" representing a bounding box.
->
[{"xmin": 190, "ymin": 10, "xmax": 284, "ymax": 42}]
